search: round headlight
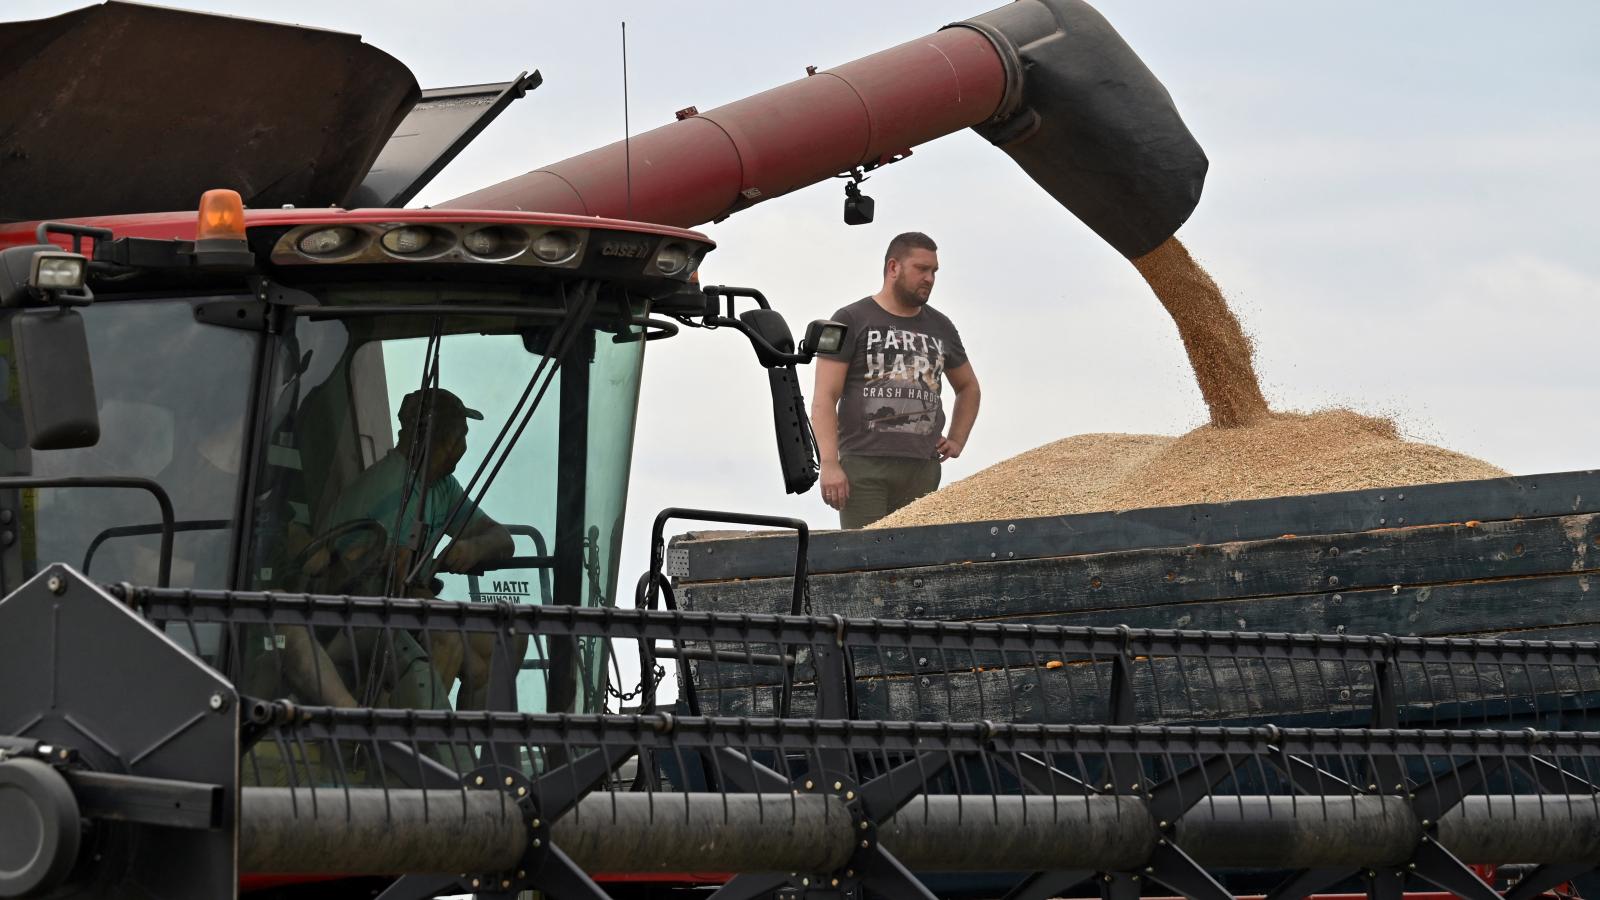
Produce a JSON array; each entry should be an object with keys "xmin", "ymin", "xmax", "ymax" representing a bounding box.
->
[
  {"xmin": 654, "ymin": 243, "xmax": 690, "ymax": 275},
  {"xmin": 298, "ymin": 227, "xmax": 358, "ymax": 256},
  {"xmin": 530, "ymin": 230, "xmax": 577, "ymax": 263},
  {"xmin": 462, "ymin": 228, "xmax": 500, "ymax": 256},
  {"xmin": 380, "ymin": 226, "xmax": 434, "ymax": 255}
]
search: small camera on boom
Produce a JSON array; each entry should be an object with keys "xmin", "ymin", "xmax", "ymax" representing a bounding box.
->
[{"xmin": 843, "ymin": 179, "xmax": 874, "ymax": 226}]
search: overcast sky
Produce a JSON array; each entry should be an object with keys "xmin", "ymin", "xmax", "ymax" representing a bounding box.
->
[{"xmin": 16, "ymin": 1, "xmax": 1599, "ymax": 585}]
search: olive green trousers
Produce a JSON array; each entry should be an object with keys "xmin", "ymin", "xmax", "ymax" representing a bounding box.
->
[{"xmin": 839, "ymin": 455, "xmax": 941, "ymax": 529}]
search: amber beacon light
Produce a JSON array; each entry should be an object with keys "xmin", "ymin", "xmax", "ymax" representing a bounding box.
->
[{"xmin": 196, "ymin": 189, "xmax": 246, "ymax": 242}]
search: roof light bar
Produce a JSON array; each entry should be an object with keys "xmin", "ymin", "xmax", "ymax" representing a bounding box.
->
[{"xmin": 268, "ymin": 221, "xmax": 707, "ymax": 283}]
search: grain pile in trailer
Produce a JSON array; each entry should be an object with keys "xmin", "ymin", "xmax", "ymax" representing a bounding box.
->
[
  {"xmin": 874, "ymin": 411, "xmax": 1506, "ymax": 527},
  {"xmin": 874, "ymin": 240, "xmax": 1504, "ymax": 526}
]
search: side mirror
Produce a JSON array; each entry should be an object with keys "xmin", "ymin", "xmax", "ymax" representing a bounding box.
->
[
  {"xmin": 735, "ymin": 311, "xmax": 849, "ymax": 367},
  {"xmin": 10, "ymin": 310, "xmax": 100, "ymax": 450},
  {"xmin": 740, "ymin": 311, "xmax": 821, "ymax": 493},
  {"xmin": 765, "ymin": 366, "xmax": 819, "ymax": 495},
  {"xmin": 738, "ymin": 308, "xmax": 795, "ymax": 355}
]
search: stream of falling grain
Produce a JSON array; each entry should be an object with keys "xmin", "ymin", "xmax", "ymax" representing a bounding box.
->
[{"xmin": 1132, "ymin": 237, "xmax": 1269, "ymax": 428}]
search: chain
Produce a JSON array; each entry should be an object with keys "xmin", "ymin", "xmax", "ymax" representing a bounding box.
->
[{"xmin": 608, "ymin": 663, "xmax": 667, "ymax": 704}]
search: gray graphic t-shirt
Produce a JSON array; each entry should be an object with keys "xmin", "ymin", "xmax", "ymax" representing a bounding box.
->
[{"xmin": 821, "ymin": 297, "xmax": 968, "ymax": 459}]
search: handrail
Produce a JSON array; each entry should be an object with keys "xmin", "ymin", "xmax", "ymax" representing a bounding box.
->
[
  {"xmin": 648, "ymin": 508, "xmax": 809, "ymax": 616},
  {"xmin": 644, "ymin": 507, "xmax": 812, "ymax": 718},
  {"xmin": 0, "ymin": 476, "xmax": 175, "ymax": 587},
  {"xmin": 82, "ymin": 519, "xmax": 229, "ymax": 579},
  {"xmin": 465, "ymin": 523, "xmax": 553, "ymax": 604}
]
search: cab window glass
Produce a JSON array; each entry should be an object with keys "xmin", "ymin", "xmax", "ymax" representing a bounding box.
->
[
  {"xmin": 240, "ymin": 283, "xmax": 647, "ymax": 728},
  {"xmin": 0, "ymin": 299, "xmax": 255, "ymax": 591}
]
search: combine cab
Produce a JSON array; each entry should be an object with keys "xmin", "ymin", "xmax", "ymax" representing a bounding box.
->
[{"xmin": 0, "ymin": 201, "xmax": 833, "ymax": 898}]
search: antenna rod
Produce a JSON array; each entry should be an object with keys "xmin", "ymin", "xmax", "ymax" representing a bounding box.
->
[{"xmin": 622, "ymin": 21, "xmax": 632, "ymax": 221}]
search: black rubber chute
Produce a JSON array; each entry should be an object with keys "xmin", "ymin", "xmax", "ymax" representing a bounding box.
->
[{"xmin": 953, "ymin": 0, "xmax": 1209, "ymax": 259}]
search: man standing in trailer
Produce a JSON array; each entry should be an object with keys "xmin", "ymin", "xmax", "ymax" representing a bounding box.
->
[{"xmin": 812, "ymin": 232, "xmax": 981, "ymax": 528}]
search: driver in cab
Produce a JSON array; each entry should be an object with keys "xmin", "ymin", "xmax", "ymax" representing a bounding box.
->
[
  {"xmin": 291, "ymin": 387, "xmax": 515, "ymax": 711},
  {"xmin": 329, "ymin": 387, "xmax": 514, "ymax": 582}
]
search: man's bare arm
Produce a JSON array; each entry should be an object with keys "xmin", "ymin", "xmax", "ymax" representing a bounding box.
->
[
  {"xmin": 465, "ymin": 513, "xmax": 515, "ymax": 556},
  {"xmin": 937, "ymin": 362, "xmax": 981, "ymax": 461},
  {"xmin": 811, "ymin": 358, "xmax": 851, "ymax": 510},
  {"xmin": 439, "ymin": 512, "xmax": 515, "ymax": 573}
]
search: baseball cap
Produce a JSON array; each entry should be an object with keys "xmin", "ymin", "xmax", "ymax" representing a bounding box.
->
[{"xmin": 397, "ymin": 388, "xmax": 483, "ymax": 432}]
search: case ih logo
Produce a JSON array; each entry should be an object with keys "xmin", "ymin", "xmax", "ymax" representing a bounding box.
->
[{"xmin": 599, "ymin": 239, "xmax": 651, "ymax": 259}]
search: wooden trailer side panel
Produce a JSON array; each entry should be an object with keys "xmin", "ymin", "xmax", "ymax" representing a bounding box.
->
[
  {"xmin": 673, "ymin": 470, "xmax": 1600, "ymax": 582},
  {"xmin": 672, "ymin": 470, "xmax": 1600, "ymax": 725}
]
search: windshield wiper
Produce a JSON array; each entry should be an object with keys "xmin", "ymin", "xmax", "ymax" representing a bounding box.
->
[{"xmin": 404, "ymin": 279, "xmax": 602, "ymax": 586}]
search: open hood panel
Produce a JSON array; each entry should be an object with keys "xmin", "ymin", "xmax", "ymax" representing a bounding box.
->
[
  {"xmin": 0, "ymin": 1, "xmax": 419, "ymax": 222},
  {"xmin": 350, "ymin": 73, "xmax": 541, "ymax": 209}
]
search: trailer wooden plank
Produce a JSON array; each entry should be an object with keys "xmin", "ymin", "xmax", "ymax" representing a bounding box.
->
[
  {"xmin": 1481, "ymin": 624, "xmax": 1600, "ymax": 642},
  {"xmin": 672, "ymin": 470, "xmax": 1600, "ymax": 582},
  {"xmin": 680, "ymin": 513, "xmax": 1600, "ymax": 622},
  {"xmin": 992, "ymin": 573, "xmax": 1600, "ymax": 638}
]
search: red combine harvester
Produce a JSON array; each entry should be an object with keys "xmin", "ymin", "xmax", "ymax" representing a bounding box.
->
[{"xmin": 0, "ymin": 4, "xmax": 1595, "ymax": 900}]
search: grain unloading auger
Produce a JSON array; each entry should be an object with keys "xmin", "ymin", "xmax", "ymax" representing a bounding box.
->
[
  {"xmin": 4, "ymin": 562, "xmax": 1600, "ymax": 900},
  {"xmin": 444, "ymin": 0, "xmax": 1209, "ymax": 261}
]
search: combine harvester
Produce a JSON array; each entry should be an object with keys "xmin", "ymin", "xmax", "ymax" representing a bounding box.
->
[{"xmin": 0, "ymin": 2, "xmax": 1594, "ymax": 900}]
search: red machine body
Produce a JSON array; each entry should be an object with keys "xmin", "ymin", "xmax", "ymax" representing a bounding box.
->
[
  {"xmin": 443, "ymin": 28, "xmax": 1009, "ymax": 227},
  {"xmin": 447, "ymin": 0, "xmax": 1210, "ymax": 260}
]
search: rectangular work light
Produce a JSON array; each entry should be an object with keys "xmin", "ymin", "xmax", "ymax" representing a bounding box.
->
[{"xmin": 29, "ymin": 251, "xmax": 87, "ymax": 292}]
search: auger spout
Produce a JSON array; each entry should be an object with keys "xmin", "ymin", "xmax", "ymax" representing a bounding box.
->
[{"xmin": 443, "ymin": 0, "xmax": 1206, "ymax": 259}]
